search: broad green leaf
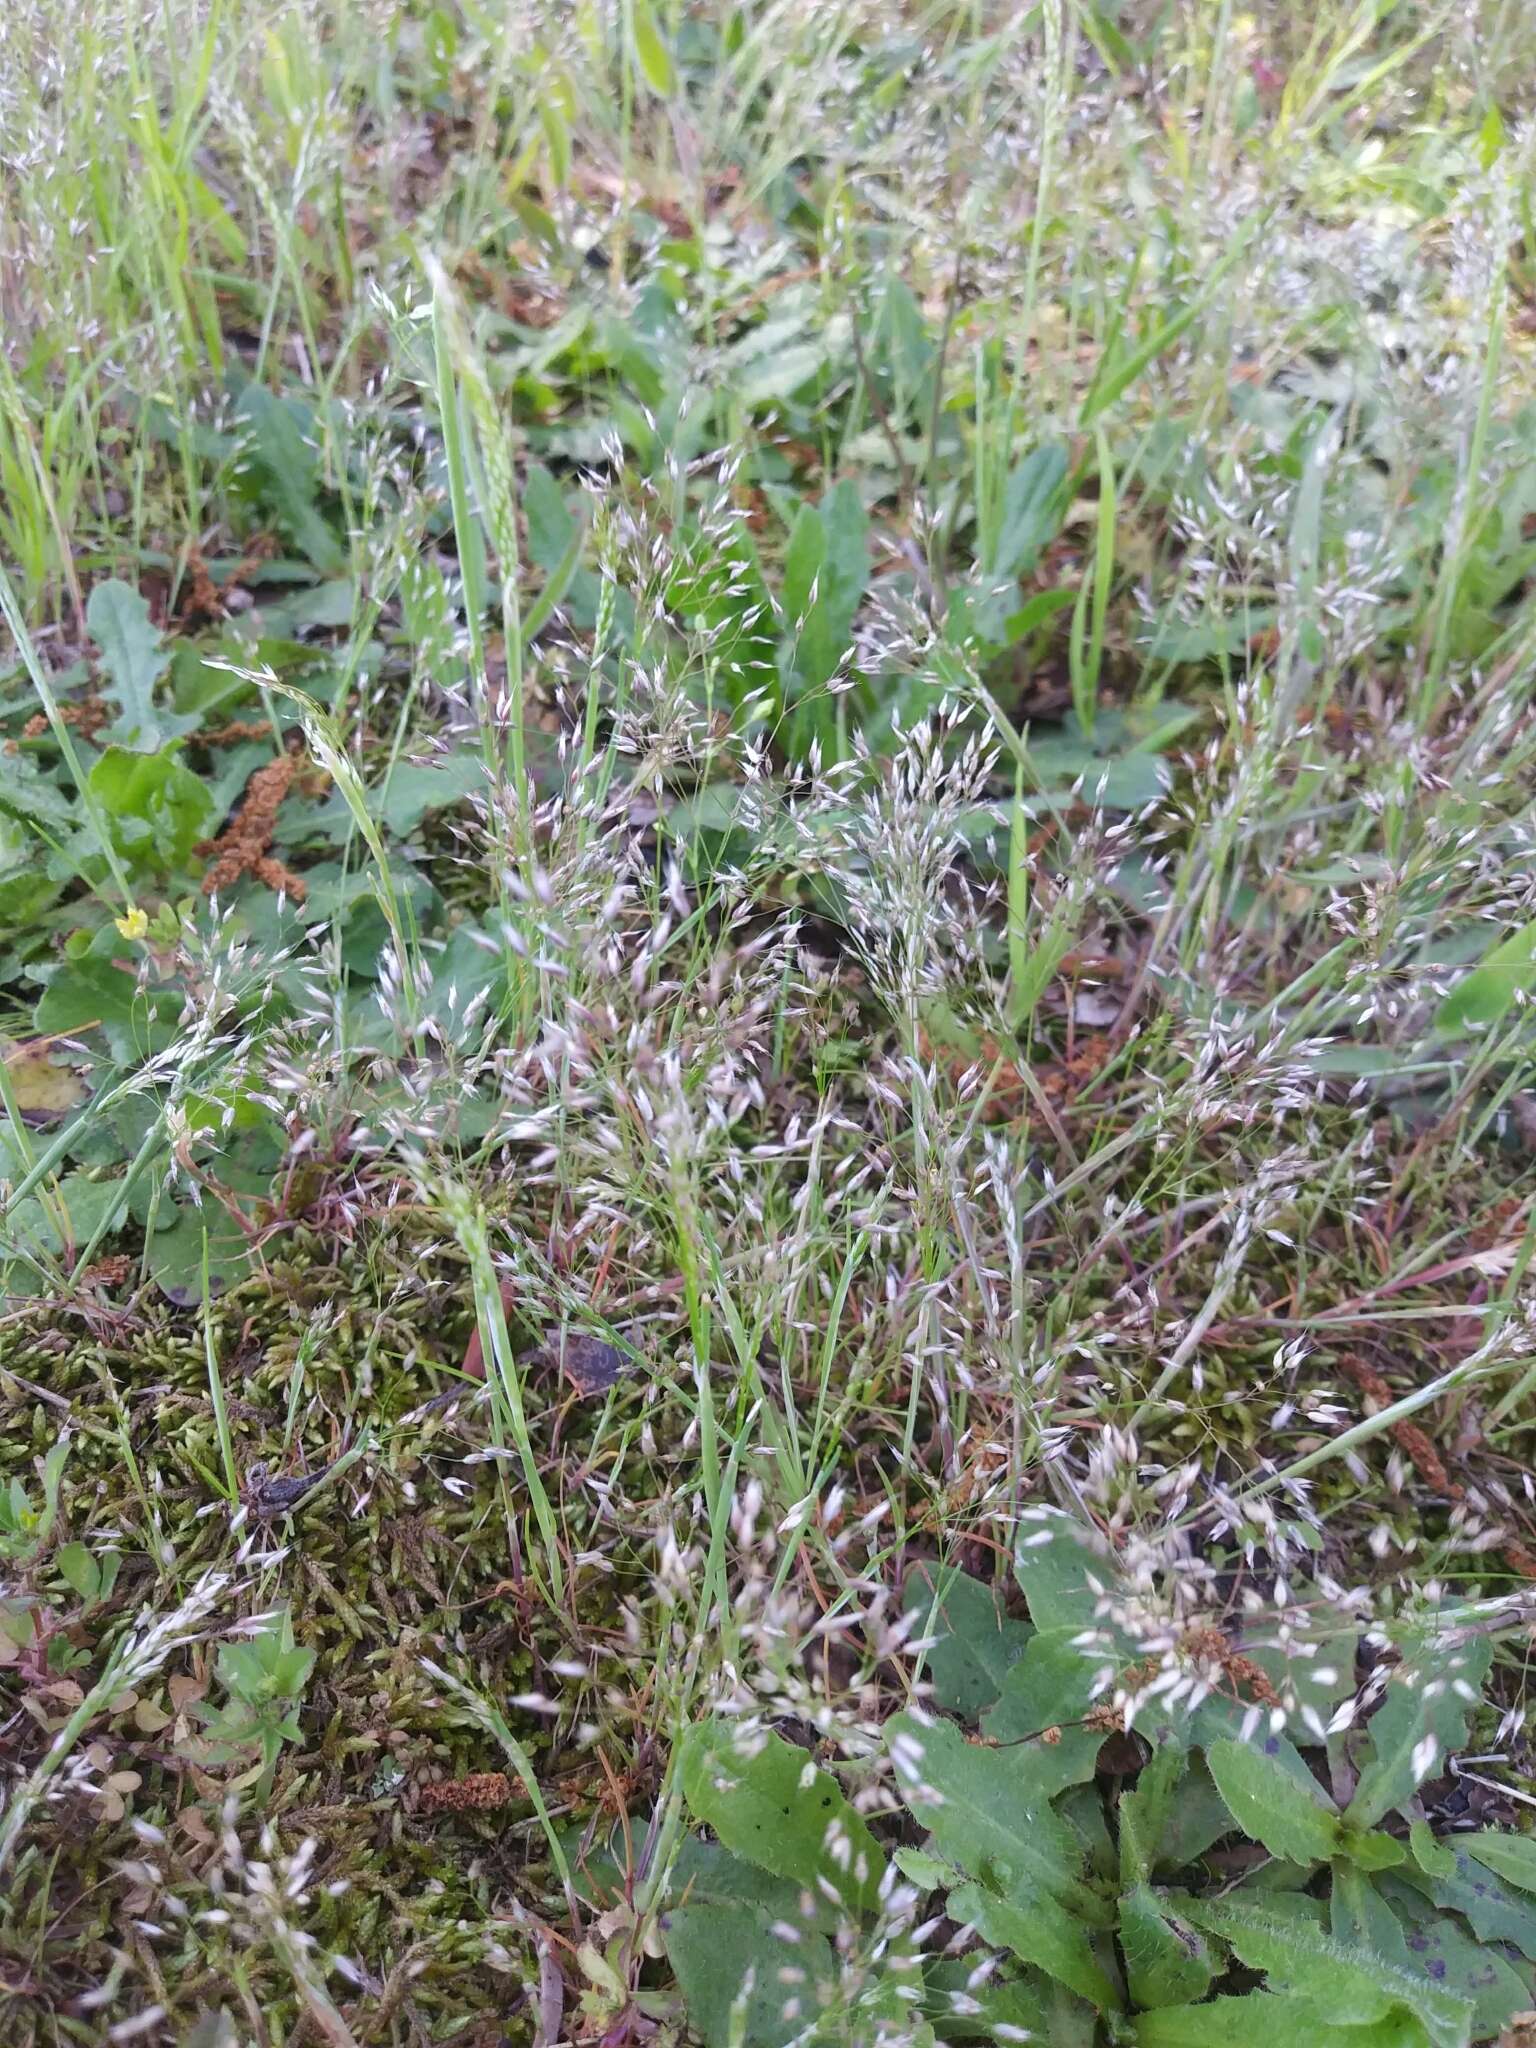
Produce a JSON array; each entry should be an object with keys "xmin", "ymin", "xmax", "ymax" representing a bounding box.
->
[
  {"xmin": 372, "ymin": 755, "xmax": 487, "ymax": 837},
  {"xmin": 980, "ymin": 1630, "xmax": 1105, "ymax": 1794},
  {"xmin": 1330, "ymin": 1864, "xmax": 1412, "ymax": 1968},
  {"xmin": 55, "ymin": 1542, "xmax": 102, "ymax": 1604},
  {"xmin": 32, "ymin": 956, "xmax": 138, "ymax": 1032},
  {"xmin": 1183, "ymin": 1896, "xmax": 1473, "ymax": 2048},
  {"xmin": 893, "ymin": 1845, "xmax": 951, "ymax": 1890},
  {"xmin": 1345, "ymin": 1642, "xmax": 1492, "ymax": 1831},
  {"xmin": 1462, "ymin": 1830, "xmax": 1536, "ymax": 1892},
  {"xmin": 679, "ymin": 1721, "xmax": 886, "ymax": 1914},
  {"xmin": 885, "ymin": 1710, "xmax": 1108, "ymax": 1926},
  {"xmin": 987, "ymin": 445, "xmax": 1069, "ymax": 582},
  {"xmin": 662, "ymin": 1844, "xmax": 839, "ymax": 2048},
  {"xmin": 1012, "ymin": 1506, "xmax": 1119, "ymax": 1634},
  {"xmin": 1404, "ymin": 1845, "xmax": 1536, "ymax": 1959},
  {"xmin": 1340, "ymin": 1828, "xmax": 1408, "ymax": 1872},
  {"xmin": 736, "ymin": 342, "xmax": 826, "ymax": 407},
  {"xmin": 262, "ymin": 577, "xmax": 355, "ymax": 632},
  {"xmin": 1207, "ymin": 1739, "xmax": 1340, "ymax": 1868},
  {"xmin": 523, "ymin": 464, "xmax": 575, "ymax": 571},
  {"xmin": 6, "ymin": 1171, "xmax": 133, "ymax": 1259},
  {"xmin": 1133, "ymin": 1992, "xmax": 1437, "ymax": 2047},
  {"xmin": 629, "ymin": 0, "xmax": 675, "ymax": 94},
  {"xmin": 232, "ymin": 385, "xmax": 347, "ymax": 573},
  {"xmin": 947, "ymin": 1878, "xmax": 1120, "ymax": 2010},
  {"xmin": 666, "ymin": 523, "xmax": 777, "ymax": 710},
  {"xmin": 148, "ymin": 1202, "xmax": 256, "ymax": 1307},
  {"xmin": 1135, "ymin": 606, "xmax": 1277, "ymax": 664},
  {"xmin": 34, "ymin": 959, "xmax": 178, "ymax": 1067},
  {"xmin": 88, "ymin": 579, "xmax": 197, "ymax": 753},
  {"xmin": 1027, "ymin": 730, "xmax": 1172, "ymax": 812},
  {"xmin": 1436, "ymin": 919, "xmax": 1536, "ymax": 1035},
  {"xmin": 1408, "ymin": 1822, "xmax": 1457, "ymax": 1881},
  {"xmin": 90, "ymin": 745, "xmax": 214, "ymax": 876},
  {"xmin": 666, "ymin": 1837, "xmax": 812, "ymax": 1918},
  {"xmin": 1005, "ymin": 587, "xmax": 1077, "ymax": 643},
  {"xmin": 901, "ymin": 1563, "xmax": 1032, "ymax": 1718},
  {"xmin": 1393, "ymin": 1912, "xmax": 1531, "ymax": 2038},
  {"xmin": 537, "ymin": 98, "xmax": 571, "ymax": 187},
  {"xmin": 922, "ymin": 1959, "xmax": 1090, "ymax": 2044},
  {"xmin": 1119, "ymin": 1882, "xmax": 1215, "ymax": 2008}
]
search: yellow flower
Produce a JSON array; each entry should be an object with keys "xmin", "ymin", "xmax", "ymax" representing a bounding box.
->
[{"xmin": 114, "ymin": 906, "xmax": 149, "ymax": 941}]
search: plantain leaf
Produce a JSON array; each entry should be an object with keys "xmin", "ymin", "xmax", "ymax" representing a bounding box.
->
[
  {"xmin": 1182, "ymin": 1896, "xmax": 1473, "ymax": 2048},
  {"xmin": 1118, "ymin": 1882, "xmax": 1215, "ymax": 2008},
  {"xmin": 948, "ymin": 1877, "xmax": 1120, "ymax": 2010},
  {"xmin": 1207, "ymin": 1738, "xmax": 1340, "ymax": 1868}
]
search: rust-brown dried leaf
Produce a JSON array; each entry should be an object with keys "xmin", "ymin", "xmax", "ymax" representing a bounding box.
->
[
  {"xmin": 418, "ymin": 1771, "xmax": 517, "ymax": 1815},
  {"xmin": 196, "ymin": 748, "xmax": 307, "ymax": 902}
]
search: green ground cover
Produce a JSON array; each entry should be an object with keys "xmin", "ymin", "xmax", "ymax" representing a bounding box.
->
[{"xmin": 6, "ymin": 2, "xmax": 1536, "ymax": 2042}]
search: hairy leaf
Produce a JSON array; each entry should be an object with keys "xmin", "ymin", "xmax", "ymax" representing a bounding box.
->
[
  {"xmin": 1397, "ymin": 1912, "xmax": 1531, "ymax": 2038},
  {"xmin": 1156, "ymin": 1754, "xmax": 1242, "ymax": 1873},
  {"xmin": 1119, "ymin": 1882, "xmax": 1215, "ymax": 2009},
  {"xmin": 1403, "ymin": 1845, "xmax": 1536, "ymax": 1959},
  {"xmin": 1207, "ymin": 1739, "xmax": 1340, "ymax": 1867},
  {"xmin": 1330, "ymin": 1864, "xmax": 1412, "ymax": 1967},
  {"xmin": 947, "ymin": 1878, "xmax": 1120, "ymax": 2010},
  {"xmin": 1183, "ymin": 1896, "xmax": 1473, "ymax": 2048},
  {"xmin": 1119, "ymin": 1741, "xmax": 1186, "ymax": 1887}
]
